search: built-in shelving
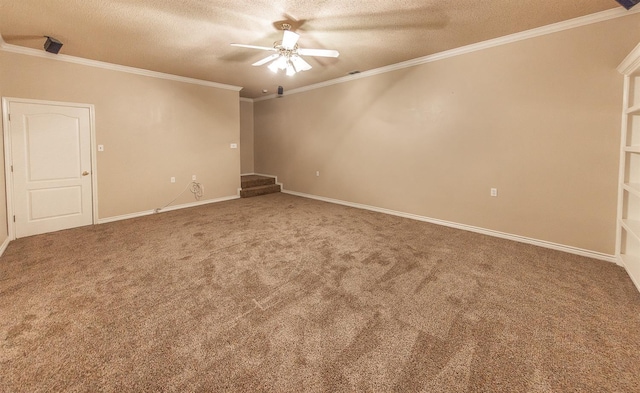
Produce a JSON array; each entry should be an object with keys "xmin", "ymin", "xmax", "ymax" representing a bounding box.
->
[
  {"xmin": 621, "ymin": 219, "xmax": 640, "ymax": 239},
  {"xmin": 625, "ymin": 146, "xmax": 640, "ymax": 153},
  {"xmin": 626, "ymin": 104, "xmax": 640, "ymax": 115},
  {"xmin": 617, "ymin": 42, "xmax": 640, "ymax": 293},
  {"xmin": 623, "ymin": 183, "xmax": 640, "ymax": 196}
]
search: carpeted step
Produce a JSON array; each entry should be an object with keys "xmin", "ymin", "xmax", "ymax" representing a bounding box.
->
[
  {"xmin": 241, "ymin": 175, "xmax": 275, "ymax": 189},
  {"xmin": 240, "ymin": 183, "xmax": 281, "ymax": 198}
]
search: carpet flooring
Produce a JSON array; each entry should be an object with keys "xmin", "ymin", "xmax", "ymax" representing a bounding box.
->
[{"xmin": 1, "ymin": 193, "xmax": 639, "ymax": 392}]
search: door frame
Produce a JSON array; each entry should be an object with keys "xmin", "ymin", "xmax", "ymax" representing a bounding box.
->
[{"xmin": 2, "ymin": 97, "xmax": 99, "ymax": 240}]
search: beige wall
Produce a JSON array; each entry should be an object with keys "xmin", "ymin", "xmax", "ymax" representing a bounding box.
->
[
  {"xmin": 0, "ymin": 50, "xmax": 240, "ymax": 224},
  {"xmin": 255, "ymin": 14, "xmax": 640, "ymax": 255},
  {"xmin": 240, "ymin": 100, "xmax": 254, "ymax": 174}
]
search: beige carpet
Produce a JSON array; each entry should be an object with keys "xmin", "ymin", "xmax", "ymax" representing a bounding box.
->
[{"xmin": 1, "ymin": 193, "xmax": 639, "ymax": 392}]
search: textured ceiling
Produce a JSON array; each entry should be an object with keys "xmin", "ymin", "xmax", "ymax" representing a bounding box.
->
[{"xmin": 0, "ymin": 0, "xmax": 626, "ymax": 98}]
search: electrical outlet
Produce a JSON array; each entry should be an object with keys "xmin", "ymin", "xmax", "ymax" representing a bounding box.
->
[
  {"xmin": 490, "ymin": 188, "xmax": 498, "ymax": 197},
  {"xmin": 192, "ymin": 175, "xmax": 197, "ymax": 181},
  {"xmin": 171, "ymin": 177, "xmax": 176, "ymax": 183},
  {"xmin": 316, "ymin": 171, "xmax": 320, "ymax": 177}
]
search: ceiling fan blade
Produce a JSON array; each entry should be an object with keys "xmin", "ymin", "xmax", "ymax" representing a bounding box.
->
[
  {"xmin": 297, "ymin": 48, "xmax": 339, "ymax": 58},
  {"xmin": 252, "ymin": 54, "xmax": 280, "ymax": 66},
  {"xmin": 281, "ymin": 30, "xmax": 300, "ymax": 50},
  {"xmin": 290, "ymin": 55, "xmax": 312, "ymax": 72},
  {"xmin": 230, "ymin": 43, "xmax": 276, "ymax": 51}
]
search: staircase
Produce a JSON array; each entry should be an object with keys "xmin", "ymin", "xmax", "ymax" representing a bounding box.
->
[{"xmin": 240, "ymin": 175, "xmax": 281, "ymax": 198}]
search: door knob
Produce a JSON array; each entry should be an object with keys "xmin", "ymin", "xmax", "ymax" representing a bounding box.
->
[{"xmin": 82, "ymin": 171, "xmax": 90, "ymax": 176}]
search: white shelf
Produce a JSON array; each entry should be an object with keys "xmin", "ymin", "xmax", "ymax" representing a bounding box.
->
[
  {"xmin": 625, "ymin": 146, "xmax": 640, "ymax": 153},
  {"xmin": 627, "ymin": 103, "xmax": 640, "ymax": 115},
  {"xmin": 622, "ymin": 219, "xmax": 640, "ymax": 242},
  {"xmin": 623, "ymin": 183, "xmax": 640, "ymax": 197}
]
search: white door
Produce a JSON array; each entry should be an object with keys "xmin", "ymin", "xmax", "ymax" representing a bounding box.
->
[{"xmin": 7, "ymin": 101, "xmax": 93, "ymax": 238}]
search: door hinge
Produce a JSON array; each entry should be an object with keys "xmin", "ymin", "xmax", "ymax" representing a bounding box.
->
[
  {"xmin": 7, "ymin": 113, "xmax": 10, "ymax": 121},
  {"xmin": 13, "ymin": 215, "xmax": 15, "ymax": 222},
  {"xmin": 10, "ymin": 165, "xmax": 13, "ymax": 173}
]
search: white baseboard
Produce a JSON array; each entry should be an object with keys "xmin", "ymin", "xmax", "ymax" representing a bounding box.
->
[
  {"xmin": 0, "ymin": 236, "xmax": 11, "ymax": 257},
  {"xmin": 96, "ymin": 195, "xmax": 239, "ymax": 224},
  {"xmin": 282, "ymin": 189, "xmax": 617, "ymax": 264}
]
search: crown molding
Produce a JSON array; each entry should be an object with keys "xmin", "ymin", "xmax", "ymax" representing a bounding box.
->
[
  {"xmin": 239, "ymin": 97, "xmax": 254, "ymax": 103},
  {"xmin": 258, "ymin": 7, "xmax": 640, "ymax": 101},
  {"xmin": 2, "ymin": 6, "xmax": 637, "ymax": 98},
  {"xmin": 0, "ymin": 35, "xmax": 242, "ymax": 92},
  {"xmin": 618, "ymin": 41, "xmax": 640, "ymax": 75}
]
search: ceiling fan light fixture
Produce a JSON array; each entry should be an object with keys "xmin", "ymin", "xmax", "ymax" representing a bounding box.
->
[
  {"xmin": 286, "ymin": 62, "xmax": 296, "ymax": 76},
  {"xmin": 268, "ymin": 61, "xmax": 279, "ymax": 73},
  {"xmin": 231, "ymin": 21, "xmax": 337, "ymax": 77},
  {"xmin": 291, "ymin": 55, "xmax": 312, "ymax": 72},
  {"xmin": 274, "ymin": 56, "xmax": 288, "ymax": 70}
]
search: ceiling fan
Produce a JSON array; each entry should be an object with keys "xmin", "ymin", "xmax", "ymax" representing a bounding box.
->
[{"xmin": 231, "ymin": 24, "xmax": 339, "ymax": 76}]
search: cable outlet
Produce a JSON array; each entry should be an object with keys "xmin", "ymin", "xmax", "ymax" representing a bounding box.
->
[
  {"xmin": 171, "ymin": 177, "xmax": 176, "ymax": 183},
  {"xmin": 192, "ymin": 175, "xmax": 197, "ymax": 181},
  {"xmin": 490, "ymin": 188, "xmax": 498, "ymax": 197}
]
